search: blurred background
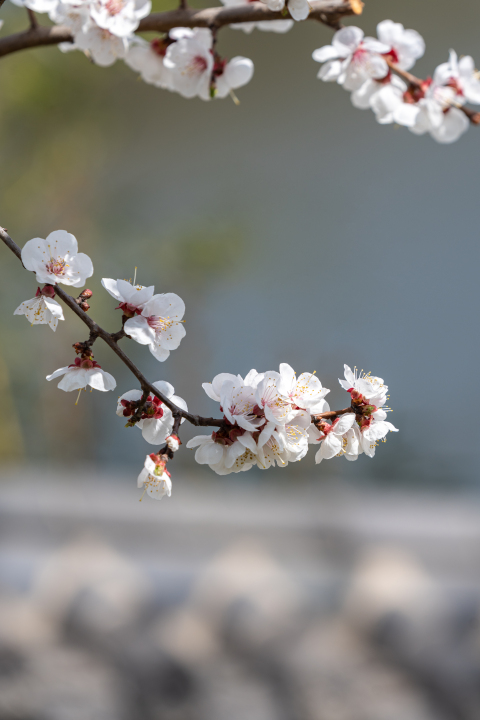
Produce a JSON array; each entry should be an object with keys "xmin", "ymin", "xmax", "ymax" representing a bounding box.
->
[{"xmin": 1, "ymin": 0, "xmax": 480, "ymax": 716}]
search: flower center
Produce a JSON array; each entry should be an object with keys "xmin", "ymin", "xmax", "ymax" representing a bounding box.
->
[
  {"xmin": 45, "ymin": 258, "xmax": 67, "ymax": 276},
  {"xmin": 187, "ymin": 55, "xmax": 208, "ymax": 75},
  {"xmin": 147, "ymin": 315, "xmax": 174, "ymax": 334}
]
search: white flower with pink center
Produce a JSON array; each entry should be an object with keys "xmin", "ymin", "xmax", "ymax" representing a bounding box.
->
[
  {"xmin": 376, "ymin": 20, "xmax": 425, "ymax": 71},
  {"xmin": 101, "ymin": 278, "xmax": 154, "ymax": 317},
  {"xmin": 339, "ymin": 364, "xmax": 388, "ymax": 407},
  {"xmin": 21, "ymin": 230, "xmax": 93, "ymax": 288},
  {"xmin": 312, "ymin": 26, "xmax": 390, "ymax": 92},
  {"xmin": 276, "ymin": 363, "xmax": 329, "ymax": 413},
  {"xmin": 356, "ymin": 412, "xmax": 398, "ymax": 457},
  {"xmin": 90, "ymin": 0, "xmax": 151, "ymax": 38},
  {"xmin": 164, "ymin": 28, "xmax": 214, "ymax": 99},
  {"xmin": 255, "ymin": 371, "xmax": 293, "ymax": 425},
  {"xmin": 124, "ymin": 293, "xmax": 186, "ymax": 362},
  {"xmin": 14, "ymin": 285, "xmax": 64, "ymax": 331},
  {"xmin": 220, "ymin": 375, "xmax": 265, "ymax": 431},
  {"xmin": 138, "ymin": 453, "xmax": 172, "ymax": 500},
  {"xmin": 47, "ymin": 356, "xmax": 116, "ymax": 392}
]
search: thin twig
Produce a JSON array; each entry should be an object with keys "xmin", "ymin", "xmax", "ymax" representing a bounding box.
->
[{"xmin": 26, "ymin": 8, "xmax": 38, "ymax": 29}]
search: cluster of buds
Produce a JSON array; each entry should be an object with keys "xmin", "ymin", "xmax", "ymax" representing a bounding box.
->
[
  {"xmin": 121, "ymin": 393, "xmax": 165, "ymax": 427},
  {"xmin": 75, "ymin": 288, "xmax": 93, "ymax": 312}
]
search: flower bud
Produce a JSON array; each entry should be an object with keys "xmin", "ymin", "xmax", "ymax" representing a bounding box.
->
[
  {"xmin": 79, "ymin": 289, "xmax": 93, "ymax": 299},
  {"xmin": 166, "ymin": 434, "xmax": 181, "ymax": 452}
]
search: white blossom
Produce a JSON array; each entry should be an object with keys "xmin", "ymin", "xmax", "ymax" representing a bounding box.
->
[
  {"xmin": 376, "ymin": 19, "xmax": 425, "ymax": 71},
  {"xmin": 137, "ymin": 453, "xmax": 172, "ymax": 500},
  {"xmin": 124, "ymin": 36, "xmax": 174, "ymax": 88},
  {"xmin": 312, "ymin": 26, "xmax": 390, "ymax": 91},
  {"xmin": 357, "ymin": 413, "xmax": 398, "ymax": 457},
  {"xmin": 101, "ymin": 277, "xmax": 154, "ymax": 316},
  {"xmin": 186, "ymin": 429, "xmax": 257, "ymax": 475},
  {"xmin": 90, "ymin": 0, "xmax": 151, "ymax": 38},
  {"xmin": 21, "ymin": 230, "xmax": 93, "ymax": 287},
  {"xmin": 74, "ymin": 23, "xmax": 128, "ymax": 66},
  {"xmin": 124, "ymin": 293, "xmax": 185, "ymax": 362},
  {"xmin": 276, "ymin": 362, "xmax": 329, "ymax": 411},
  {"xmin": 312, "ymin": 414, "xmax": 356, "ymax": 463},
  {"xmin": 47, "ymin": 357, "xmax": 116, "ymax": 392},
  {"xmin": 163, "ymin": 28, "xmax": 214, "ymax": 99},
  {"xmin": 339, "ymin": 364, "xmax": 388, "ymax": 407},
  {"xmin": 50, "ymin": 1, "xmax": 90, "ymax": 35},
  {"xmin": 117, "ymin": 380, "xmax": 187, "ymax": 445},
  {"xmin": 14, "ymin": 287, "xmax": 64, "ymax": 331},
  {"xmin": 213, "ymin": 56, "xmax": 254, "ymax": 99},
  {"xmin": 393, "ymin": 51, "xmax": 479, "ymax": 144},
  {"xmin": 220, "ymin": 374, "xmax": 264, "ymax": 431}
]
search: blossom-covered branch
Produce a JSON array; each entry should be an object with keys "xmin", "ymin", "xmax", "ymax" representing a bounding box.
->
[
  {"xmin": 1, "ymin": 224, "xmax": 398, "ymax": 500},
  {"xmin": 1, "ymin": 0, "xmax": 479, "ymax": 141},
  {"xmin": 0, "ymin": 0, "xmax": 361, "ymax": 58},
  {"xmin": 312, "ymin": 23, "xmax": 480, "ymax": 142}
]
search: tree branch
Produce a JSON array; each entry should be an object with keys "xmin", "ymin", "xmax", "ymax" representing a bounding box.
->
[
  {"xmin": 0, "ymin": 0, "xmax": 362, "ymax": 59},
  {"xmin": 138, "ymin": 0, "xmax": 362, "ymax": 33},
  {"xmin": 0, "ymin": 225, "xmax": 357, "ymax": 434},
  {"xmin": 0, "ymin": 226, "xmax": 225, "ymax": 428}
]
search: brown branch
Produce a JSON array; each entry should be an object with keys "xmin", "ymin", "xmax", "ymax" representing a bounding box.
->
[
  {"xmin": 0, "ymin": 0, "xmax": 362, "ymax": 58},
  {"xmin": 386, "ymin": 58, "xmax": 480, "ymax": 126},
  {"xmin": 139, "ymin": 0, "xmax": 361, "ymax": 32},
  {"xmin": 312, "ymin": 406, "xmax": 354, "ymax": 421},
  {"xmin": 0, "ymin": 24, "xmax": 73, "ymax": 58}
]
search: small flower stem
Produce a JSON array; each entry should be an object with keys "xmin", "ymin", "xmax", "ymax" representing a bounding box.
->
[{"xmin": 26, "ymin": 8, "xmax": 38, "ymax": 29}]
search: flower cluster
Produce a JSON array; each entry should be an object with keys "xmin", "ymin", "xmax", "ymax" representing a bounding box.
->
[
  {"xmin": 186, "ymin": 363, "xmax": 397, "ymax": 475},
  {"xmin": 311, "ymin": 365, "xmax": 397, "ymax": 462},
  {"xmin": 8, "ymin": 0, "xmax": 254, "ymax": 100},
  {"xmin": 313, "ymin": 21, "xmax": 480, "ymax": 143},
  {"xmin": 9, "ymin": 225, "xmax": 399, "ymax": 504}
]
